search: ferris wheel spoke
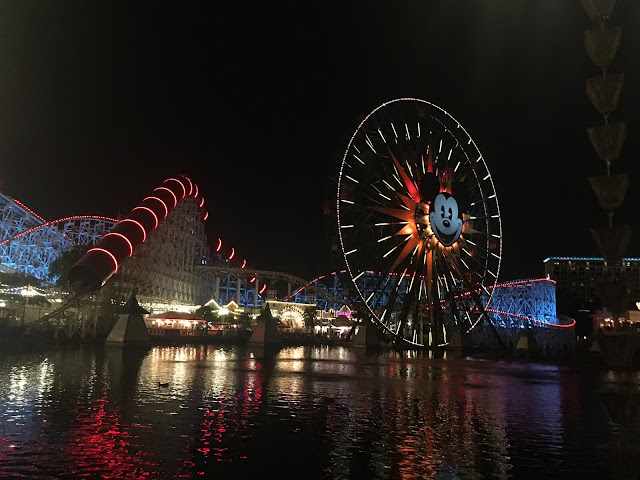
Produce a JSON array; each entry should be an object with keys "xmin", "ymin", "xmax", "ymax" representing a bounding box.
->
[
  {"xmin": 459, "ymin": 247, "xmax": 491, "ymax": 273},
  {"xmin": 443, "ymin": 251, "xmax": 483, "ymax": 297},
  {"xmin": 394, "ymin": 273, "xmax": 421, "ymax": 345},
  {"xmin": 363, "ymin": 273, "xmax": 394, "ymax": 312},
  {"xmin": 439, "ymin": 257, "xmax": 472, "ymax": 329},
  {"xmin": 447, "ymin": 252, "xmax": 496, "ymax": 307},
  {"xmin": 387, "ymin": 147, "xmax": 421, "ymax": 202},
  {"xmin": 388, "ymin": 235, "xmax": 421, "ymax": 272}
]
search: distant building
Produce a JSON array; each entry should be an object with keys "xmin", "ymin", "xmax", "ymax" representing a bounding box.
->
[{"xmin": 543, "ymin": 257, "xmax": 640, "ymax": 308}]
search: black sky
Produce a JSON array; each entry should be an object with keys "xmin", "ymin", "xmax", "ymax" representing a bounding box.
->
[{"xmin": 1, "ymin": 1, "xmax": 639, "ymax": 282}]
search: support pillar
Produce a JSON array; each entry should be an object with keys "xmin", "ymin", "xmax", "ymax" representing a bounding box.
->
[
  {"xmin": 236, "ymin": 276, "xmax": 241, "ymax": 305},
  {"xmin": 248, "ymin": 304, "xmax": 281, "ymax": 348},
  {"xmin": 215, "ymin": 276, "xmax": 220, "ymax": 303},
  {"xmin": 352, "ymin": 318, "xmax": 380, "ymax": 349},
  {"xmin": 255, "ymin": 277, "xmax": 260, "ymax": 311},
  {"xmin": 105, "ymin": 295, "xmax": 151, "ymax": 347}
]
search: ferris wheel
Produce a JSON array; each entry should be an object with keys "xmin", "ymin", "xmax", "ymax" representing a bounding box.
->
[{"xmin": 337, "ymin": 98, "xmax": 503, "ymax": 347}]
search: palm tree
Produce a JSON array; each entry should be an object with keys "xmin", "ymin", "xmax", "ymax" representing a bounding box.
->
[{"xmin": 303, "ymin": 306, "xmax": 317, "ymax": 334}]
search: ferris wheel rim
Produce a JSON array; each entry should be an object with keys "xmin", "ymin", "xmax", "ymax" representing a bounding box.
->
[{"xmin": 336, "ymin": 98, "xmax": 502, "ymax": 346}]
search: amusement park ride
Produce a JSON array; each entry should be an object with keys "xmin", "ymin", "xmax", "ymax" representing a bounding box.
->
[
  {"xmin": 0, "ymin": 99, "xmax": 575, "ymax": 350},
  {"xmin": 337, "ymin": 98, "xmax": 504, "ymax": 348}
]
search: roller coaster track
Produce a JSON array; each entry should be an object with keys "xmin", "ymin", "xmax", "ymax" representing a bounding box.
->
[
  {"xmin": 197, "ymin": 266, "xmax": 352, "ymax": 308},
  {"xmin": 17, "ymin": 284, "xmax": 91, "ymax": 331},
  {"xmin": 0, "ymin": 215, "xmax": 118, "ymax": 248}
]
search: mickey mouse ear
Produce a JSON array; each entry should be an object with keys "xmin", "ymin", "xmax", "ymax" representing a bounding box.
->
[
  {"xmin": 419, "ymin": 173, "xmax": 439, "ymax": 202},
  {"xmin": 452, "ymin": 180, "xmax": 470, "ymax": 214}
]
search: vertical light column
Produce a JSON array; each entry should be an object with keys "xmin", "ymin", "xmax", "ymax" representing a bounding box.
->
[{"xmin": 255, "ymin": 277, "xmax": 260, "ymax": 311}]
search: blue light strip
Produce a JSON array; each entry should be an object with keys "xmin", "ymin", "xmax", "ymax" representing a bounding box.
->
[{"xmin": 543, "ymin": 257, "xmax": 640, "ymax": 263}]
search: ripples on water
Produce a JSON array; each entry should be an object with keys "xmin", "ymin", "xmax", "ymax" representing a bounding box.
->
[{"xmin": 0, "ymin": 345, "xmax": 637, "ymax": 479}]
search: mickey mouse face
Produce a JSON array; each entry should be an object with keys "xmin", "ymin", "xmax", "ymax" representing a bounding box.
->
[{"xmin": 429, "ymin": 193, "xmax": 463, "ymax": 247}]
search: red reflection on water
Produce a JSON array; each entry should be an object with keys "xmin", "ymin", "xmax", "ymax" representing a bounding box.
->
[
  {"xmin": 177, "ymin": 356, "xmax": 265, "ymax": 474},
  {"xmin": 68, "ymin": 395, "xmax": 156, "ymax": 479}
]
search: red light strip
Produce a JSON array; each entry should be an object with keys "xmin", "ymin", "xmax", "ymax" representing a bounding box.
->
[
  {"xmin": 132, "ymin": 206, "xmax": 159, "ymax": 229},
  {"xmin": 164, "ymin": 178, "xmax": 187, "ymax": 198},
  {"xmin": 495, "ymin": 278, "xmax": 556, "ymax": 288},
  {"xmin": 250, "ymin": 276, "xmax": 256, "ymax": 283},
  {"xmin": 13, "ymin": 199, "xmax": 46, "ymax": 222},
  {"xmin": 154, "ymin": 187, "xmax": 178, "ymax": 207},
  {"xmin": 199, "ymin": 198, "xmax": 205, "ymax": 208},
  {"xmin": 193, "ymin": 183, "xmax": 199, "ymax": 198},
  {"xmin": 87, "ymin": 247, "xmax": 119, "ymax": 274},
  {"xmin": 216, "ymin": 239, "xmax": 222, "ymax": 252},
  {"xmin": 229, "ymin": 248, "xmax": 235, "ymax": 260},
  {"xmin": 241, "ymin": 259, "xmax": 246, "ymax": 269},
  {"xmin": 486, "ymin": 308, "xmax": 576, "ymax": 328},
  {"xmin": 119, "ymin": 219, "xmax": 147, "ymax": 242},
  {"xmin": 142, "ymin": 196, "xmax": 168, "ymax": 218},
  {"xmin": 182, "ymin": 176, "xmax": 193, "ymax": 196},
  {"xmin": 103, "ymin": 232, "xmax": 134, "ymax": 257},
  {"xmin": 259, "ymin": 284, "xmax": 267, "ymax": 295}
]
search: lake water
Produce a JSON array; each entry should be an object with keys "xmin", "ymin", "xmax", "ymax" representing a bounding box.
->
[{"xmin": 0, "ymin": 345, "xmax": 639, "ymax": 479}]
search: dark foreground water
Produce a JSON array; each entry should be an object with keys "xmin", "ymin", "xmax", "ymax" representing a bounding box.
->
[{"xmin": 0, "ymin": 345, "xmax": 639, "ymax": 479}]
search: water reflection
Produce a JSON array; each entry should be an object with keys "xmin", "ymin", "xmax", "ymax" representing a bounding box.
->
[{"xmin": 0, "ymin": 346, "xmax": 635, "ymax": 478}]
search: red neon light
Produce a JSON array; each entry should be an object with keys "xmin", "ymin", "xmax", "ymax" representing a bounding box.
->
[
  {"xmin": 203, "ymin": 211, "xmax": 209, "ymax": 221},
  {"xmin": 103, "ymin": 232, "xmax": 133, "ymax": 257},
  {"xmin": 216, "ymin": 238, "xmax": 222, "ymax": 252},
  {"xmin": 88, "ymin": 247, "xmax": 119, "ymax": 274},
  {"xmin": 250, "ymin": 276, "xmax": 256, "ymax": 283},
  {"xmin": 13, "ymin": 199, "xmax": 46, "ymax": 222},
  {"xmin": 259, "ymin": 284, "xmax": 267, "ymax": 295},
  {"xmin": 164, "ymin": 177, "xmax": 187, "ymax": 198},
  {"xmin": 496, "ymin": 278, "xmax": 557, "ymax": 288},
  {"xmin": 241, "ymin": 259, "xmax": 246, "ymax": 269},
  {"xmin": 228, "ymin": 248, "xmax": 235, "ymax": 260},
  {"xmin": 119, "ymin": 219, "xmax": 147, "ymax": 242},
  {"xmin": 142, "ymin": 196, "xmax": 168, "ymax": 218},
  {"xmin": 181, "ymin": 176, "xmax": 193, "ymax": 196},
  {"xmin": 154, "ymin": 187, "xmax": 178, "ymax": 207},
  {"xmin": 199, "ymin": 197, "xmax": 205, "ymax": 208},
  {"xmin": 132, "ymin": 206, "xmax": 159, "ymax": 229},
  {"xmin": 486, "ymin": 308, "xmax": 576, "ymax": 329},
  {"xmin": 194, "ymin": 183, "xmax": 199, "ymax": 198}
]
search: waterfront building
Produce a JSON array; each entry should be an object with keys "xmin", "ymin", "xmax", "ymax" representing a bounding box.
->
[{"xmin": 543, "ymin": 257, "xmax": 640, "ymax": 309}]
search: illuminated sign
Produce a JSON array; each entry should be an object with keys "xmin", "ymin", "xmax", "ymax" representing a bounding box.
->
[{"xmin": 428, "ymin": 192, "xmax": 463, "ymax": 247}]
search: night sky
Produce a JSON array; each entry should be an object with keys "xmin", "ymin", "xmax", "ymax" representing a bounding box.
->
[{"xmin": 1, "ymin": 1, "xmax": 639, "ymax": 282}]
